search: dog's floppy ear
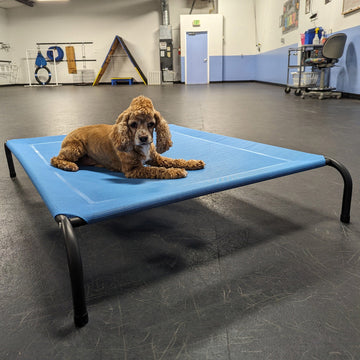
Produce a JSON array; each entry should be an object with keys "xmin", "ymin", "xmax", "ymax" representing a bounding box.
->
[
  {"xmin": 110, "ymin": 110, "xmax": 133, "ymax": 152},
  {"xmin": 154, "ymin": 111, "xmax": 173, "ymax": 154}
]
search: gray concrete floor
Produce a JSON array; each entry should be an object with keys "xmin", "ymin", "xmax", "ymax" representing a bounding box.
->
[{"xmin": 0, "ymin": 83, "xmax": 359, "ymax": 359}]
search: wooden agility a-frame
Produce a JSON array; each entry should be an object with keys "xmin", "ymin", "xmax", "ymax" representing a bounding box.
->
[{"xmin": 93, "ymin": 36, "xmax": 148, "ymax": 85}]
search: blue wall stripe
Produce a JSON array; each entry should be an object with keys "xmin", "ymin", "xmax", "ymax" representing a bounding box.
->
[
  {"xmin": 330, "ymin": 25, "xmax": 360, "ymax": 94},
  {"xmin": 223, "ymin": 55, "xmax": 257, "ymax": 81},
  {"xmin": 255, "ymin": 44, "xmax": 294, "ymax": 84},
  {"xmin": 209, "ymin": 56, "xmax": 223, "ymax": 81}
]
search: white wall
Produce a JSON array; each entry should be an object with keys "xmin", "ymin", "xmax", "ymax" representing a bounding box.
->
[
  {"xmin": 1, "ymin": 0, "xmax": 218, "ymax": 85},
  {"xmin": 0, "ymin": 8, "xmax": 11, "ymax": 85},
  {"xmin": 218, "ymin": 0, "xmax": 257, "ymax": 56},
  {"xmin": 2, "ymin": 0, "xmax": 360, "ymax": 86},
  {"xmin": 253, "ymin": 1, "xmax": 283, "ymax": 53},
  {"xmin": 6, "ymin": 0, "xmax": 161, "ymax": 84},
  {"xmin": 300, "ymin": 0, "xmax": 360, "ymax": 36},
  {"xmin": 0, "ymin": 8, "xmax": 8, "ymax": 46},
  {"xmin": 255, "ymin": 0, "xmax": 360, "ymax": 53}
]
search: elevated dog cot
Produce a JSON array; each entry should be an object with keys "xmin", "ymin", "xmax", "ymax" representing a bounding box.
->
[{"xmin": 4, "ymin": 125, "xmax": 352, "ymax": 327}]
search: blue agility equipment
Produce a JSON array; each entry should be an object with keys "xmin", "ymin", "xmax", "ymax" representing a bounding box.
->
[
  {"xmin": 47, "ymin": 46, "xmax": 64, "ymax": 62},
  {"xmin": 35, "ymin": 50, "xmax": 51, "ymax": 85},
  {"xmin": 34, "ymin": 66, "xmax": 52, "ymax": 85},
  {"xmin": 35, "ymin": 50, "xmax": 47, "ymax": 67},
  {"xmin": 4, "ymin": 125, "xmax": 352, "ymax": 327},
  {"xmin": 93, "ymin": 35, "xmax": 147, "ymax": 85}
]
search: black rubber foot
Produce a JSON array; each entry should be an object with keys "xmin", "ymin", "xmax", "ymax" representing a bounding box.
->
[
  {"xmin": 74, "ymin": 312, "xmax": 89, "ymax": 328},
  {"xmin": 340, "ymin": 215, "xmax": 350, "ymax": 224},
  {"xmin": 10, "ymin": 172, "xmax": 16, "ymax": 178}
]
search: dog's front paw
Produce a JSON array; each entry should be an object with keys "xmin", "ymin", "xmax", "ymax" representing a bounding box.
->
[
  {"xmin": 50, "ymin": 157, "xmax": 79, "ymax": 172},
  {"xmin": 64, "ymin": 163, "xmax": 79, "ymax": 172},
  {"xmin": 186, "ymin": 159, "xmax": 205, "ymax": 170},
  {"xmin": 169, "ymin": 168, "xmax": 188, "ymax": 179}
]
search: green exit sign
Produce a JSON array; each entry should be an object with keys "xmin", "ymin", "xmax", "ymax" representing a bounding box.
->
[{"xmin": 192, "ymin": 19, "xmax": 200, "ymax": 27}]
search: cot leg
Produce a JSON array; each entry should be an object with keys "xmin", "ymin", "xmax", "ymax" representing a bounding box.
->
[
  {"xmin": 325, "ymin": 157, "xmax": 352, "ymax": 224},
  {"xmin": 56, "ymin": 215, "xmax": 88, "ymax": 327},
  {"xmin": 4, "ymin": 143, "xmax": 16, "ymax": 178}
]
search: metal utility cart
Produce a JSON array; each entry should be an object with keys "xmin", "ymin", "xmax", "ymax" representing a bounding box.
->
[{"xmin": 284, "ymin": 44, "xmax": 322, "ymax": 96}]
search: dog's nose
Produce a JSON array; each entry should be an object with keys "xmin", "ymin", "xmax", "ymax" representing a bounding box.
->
[{"xmin": 139, "ymin": 135, "xmax": 148, "ymax": 143}]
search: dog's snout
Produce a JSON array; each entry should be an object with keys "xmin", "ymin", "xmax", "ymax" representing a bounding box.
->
[{"xmin": 139, "ymin": 135, "xmax": 148, "ymax": 143}]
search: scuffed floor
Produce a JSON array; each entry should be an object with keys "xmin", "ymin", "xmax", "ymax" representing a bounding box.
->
[{"xmin": 0, "ymin": 83, "xmax": 359, "ymax": 359}]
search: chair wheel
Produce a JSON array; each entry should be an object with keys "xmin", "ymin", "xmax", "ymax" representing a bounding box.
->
[
  {"xmin": 295, "ymin": 89, "xmax": 302, "ymax": 96},
  {"xmin": 284, "ymin": 87, "xmax": 291, "ymax": 94}
]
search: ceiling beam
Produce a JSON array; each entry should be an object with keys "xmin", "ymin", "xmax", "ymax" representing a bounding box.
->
[{"xmin": 15, "ymin": 0, "xmax": 35, "ymax": 7}]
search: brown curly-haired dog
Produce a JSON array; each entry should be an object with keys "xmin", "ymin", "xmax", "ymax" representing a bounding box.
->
[{"xmin": 50, "ymin": 96, "xmax": 205, "ymax": 179}]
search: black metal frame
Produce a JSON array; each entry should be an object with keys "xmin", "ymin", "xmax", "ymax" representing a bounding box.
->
[
  {"xmin": 55, "ymin": 215, "xmax": 88, "ymax": 327},
  {"xmin": 15, "ymin": 0, "xmax": 34, "ymax": 7},
  {"xmin": 325, "ymin": 157, "xmax": 352, "ymax": 223},
  {"xmin": 4, "ymin": 142, "xmax": 353, "ymax": 327}
]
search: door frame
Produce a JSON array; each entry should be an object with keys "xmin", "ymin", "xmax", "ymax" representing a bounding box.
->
[{"xmin": 185, "ymin": 31, "xmax": 209, "ymax": 84}]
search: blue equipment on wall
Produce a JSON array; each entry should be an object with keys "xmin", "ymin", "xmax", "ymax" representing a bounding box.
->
[
  {"xmin": 35, "ymin": 51, "xmax": 47, "ymax": 67},
  {"xmin": 47, "ymin": 46, "xmax": 64, "ymax": 62},
  {"xmin": 34, "ymin": 50, "xmax": 51, "ymax": 85}
]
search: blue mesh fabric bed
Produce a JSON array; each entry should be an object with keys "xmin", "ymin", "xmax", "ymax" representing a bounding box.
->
[
  {"xmin": 6, "ymin": 124, "xmax": 328, "ymax": 223},
  {"xmin": 4, "ymin": 124, "xmax": 352, "ymax": 327}
]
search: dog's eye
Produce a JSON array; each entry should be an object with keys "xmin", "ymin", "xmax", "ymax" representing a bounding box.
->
[
  {"xmin": 148, "ymin": 122, "xmax": 155, "ymax": 128},
  {"xmin": 130, "ymin": 122, "xmax": 138, "ymax": 129}
]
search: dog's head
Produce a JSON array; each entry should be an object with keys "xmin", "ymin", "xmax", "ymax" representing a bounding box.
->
[{"xmin": 111, "ymin": 95, "xmax": 173, "ymax": 153}]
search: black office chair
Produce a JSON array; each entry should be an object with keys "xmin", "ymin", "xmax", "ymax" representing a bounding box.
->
[{"xmin": 302, "ymin": 33, "xmax": 347, "ymax": 99}]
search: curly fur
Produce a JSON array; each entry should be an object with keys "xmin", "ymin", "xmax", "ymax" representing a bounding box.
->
[{"xmin": 51, "ymin": 95, "xmax": 205, "ymax": 179}]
